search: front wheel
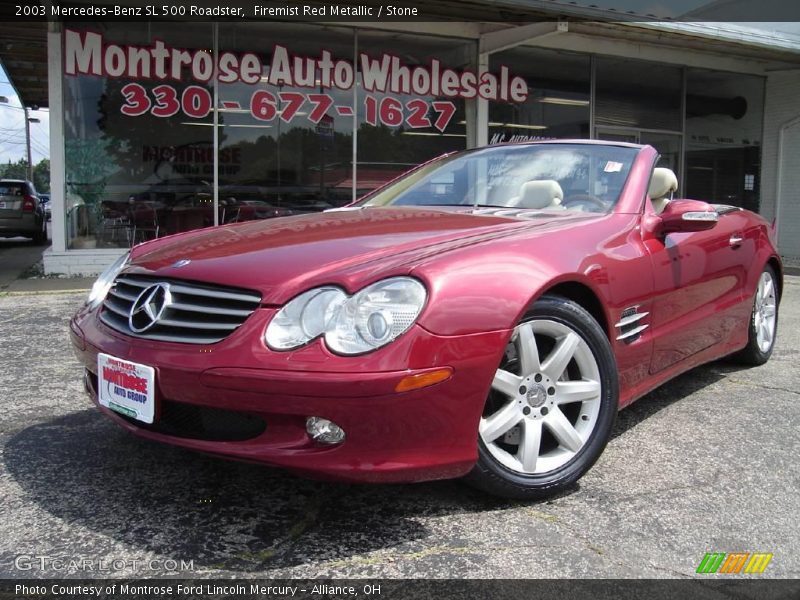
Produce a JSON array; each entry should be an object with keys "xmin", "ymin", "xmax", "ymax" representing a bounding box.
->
[{"xmin": 465, "ymin": 295, "xmax": 618, "ymax": 500}]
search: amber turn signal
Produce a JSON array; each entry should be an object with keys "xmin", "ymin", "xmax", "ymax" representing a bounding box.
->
[{"xmin": 395, "ymin": 368, "xmax": 453, "ymax": 393}]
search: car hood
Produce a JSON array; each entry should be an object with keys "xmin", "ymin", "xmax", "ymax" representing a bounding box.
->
[{"xmin": 127, "ymin": 207, "xmax": 594, "ymax": 304}]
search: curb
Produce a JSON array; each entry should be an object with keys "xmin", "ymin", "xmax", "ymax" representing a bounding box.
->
[
  {"xmin": 784, "ymin": 265, "xmax": 800, "ymax": 277},
  {"xmin": 0, "ymin": 288, "xmax": 90, "ymax": 296}
]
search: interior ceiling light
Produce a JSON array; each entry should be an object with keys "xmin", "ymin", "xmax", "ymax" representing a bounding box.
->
[
  {"xmin": 488, "ymin": 123, "xmax": 548, "ymax": 130},
  {"xmin": 401, "ymin": 132, "xmax": 467, "ymax": 137},
  {"xmin": 538, "ymin": 97, "xmax": 590, "ymax": 106},
  {"xmin": 180, "ymin": 122, "xmax": 273, "ymax": 128},
  {"xmin": 459, "ymin": 121, "xmax": 513, "ymax": 127}
]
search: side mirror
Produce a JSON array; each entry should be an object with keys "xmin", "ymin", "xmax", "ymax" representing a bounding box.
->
[{"xmin": 659, "ymin": 199, "xmax": 718, "ymax": 234}]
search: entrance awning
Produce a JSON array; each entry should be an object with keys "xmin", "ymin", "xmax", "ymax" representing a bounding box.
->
[{"xmin": 0, "ymin": 21, "xmax": 48, "ymax": 108}]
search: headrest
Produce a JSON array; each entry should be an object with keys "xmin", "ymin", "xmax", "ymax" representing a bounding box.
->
[
  {"xmin": 648, "ymin": 168, "xmax": 678, "ymax": 199},
  {"xmin": 511, "ymin": 180, "xmax": 564, "ymax": 209}
]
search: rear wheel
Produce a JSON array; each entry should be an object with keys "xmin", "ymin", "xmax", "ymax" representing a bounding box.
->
[
  {"xmin": 465, "ymin": 295, "xmax": 618, "ymax": 500},
  {"xmin": 732, "ymin": 265, "xmax": 778, "ymax": 365},
  {"xmin": 31, "ymin": 219, "xmax": 47, "ymax": 245}
]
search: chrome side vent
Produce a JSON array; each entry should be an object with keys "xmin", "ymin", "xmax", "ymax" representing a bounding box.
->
[
  {"xmin": 100, "ymin": 275, "xmax": 262, "ymax": 344},
  {"xmin": 615, "ymin": 306, "xmax": 649, "ymax": 344}
]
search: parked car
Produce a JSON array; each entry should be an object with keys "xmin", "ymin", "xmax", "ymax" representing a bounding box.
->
[
  {"xmin": 0, "ymin": 179, "xmax": 47, "ymax": 244},
  {"xmin": 70, "ymin": 141, "xmax": 782, "ymax": 499},
  {"xmin": 39, "ymin": 193, "xmax": 51, "ymax": 221}
]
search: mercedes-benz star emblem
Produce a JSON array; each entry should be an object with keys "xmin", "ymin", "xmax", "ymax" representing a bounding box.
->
[
  {"xmin": 129, "ymin": 283, "xmax": 172, "ymax": 333},
  {"xmin": 526, "ymin": 385, "xmax": 548, "ymax": 408}
]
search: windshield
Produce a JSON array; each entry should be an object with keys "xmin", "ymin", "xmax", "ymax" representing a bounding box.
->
[{"xmin": 358, "ymin": 143, "xmax": 639, "ymax": 214}]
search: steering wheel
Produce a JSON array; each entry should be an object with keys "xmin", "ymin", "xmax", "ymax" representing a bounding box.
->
[{"xmin": 562, "ymin": 194, "xmax": 607, "ymax": 211}]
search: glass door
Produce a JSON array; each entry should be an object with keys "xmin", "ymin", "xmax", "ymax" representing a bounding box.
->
[{"xmin": 640, "ymin": 131, "xmax": 682, "ymax": 175}]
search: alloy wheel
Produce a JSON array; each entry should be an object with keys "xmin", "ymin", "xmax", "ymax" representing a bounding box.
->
[
  {"xmin": 480, "ymin": 319, "xmax": 602, "ymax": 475},
  {"xmin": 754, "ymin": 271, "xmax": 777, "ymax": 353}
]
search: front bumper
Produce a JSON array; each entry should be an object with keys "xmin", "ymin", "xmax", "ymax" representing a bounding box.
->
[{"xmin": 71, "ymin": 304, "xmax": 509, "ymax": 483}]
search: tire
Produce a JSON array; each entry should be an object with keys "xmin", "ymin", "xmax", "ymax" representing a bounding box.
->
[
  {"xmin": 464, "ymin": 294, "xmax": 618, "ymax": 500},
  {"xmin": 732, "ymin": 264, "xmax": 779, "ymax": 366},
  {"xmin": 31, "ymin": 219, "xmax": 47, "ymax": 246}
]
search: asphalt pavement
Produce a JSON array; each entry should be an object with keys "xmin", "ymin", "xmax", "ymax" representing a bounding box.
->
[
  {"xmin": 0, "ymin": 231, "xmax": 94, "ymax": 293},
  {"xmin": 0, "ymin": 277, "xmax": 798, "ymax": 580}
]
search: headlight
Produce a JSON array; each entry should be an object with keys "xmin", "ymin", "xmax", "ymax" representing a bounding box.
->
[
  {"xmin": 264, "ymin": 287, "xmax": 346, "ymax": 350},
  {"xmin": 325, "ymin": 278, "xmax": 427, "ymax": 354},
  {"xmin": 265, "ymin": 277, "xmax": 427, "ymax": 355},
  {"xmin": 86, "ymin": 252, "xmax": 130, "ymax": 309}
]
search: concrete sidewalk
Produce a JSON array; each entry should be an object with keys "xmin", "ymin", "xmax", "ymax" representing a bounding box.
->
[
  {"xmin": 1, "ymin": 276, "xmax": 95, "ymax": 294},
  {"xmin": 0, "ymin": 239, "xmax": 46, "ymax": 290},
  {"xmin": 0, "ymin": 237, "xmax": 94, "ymax": 294}
]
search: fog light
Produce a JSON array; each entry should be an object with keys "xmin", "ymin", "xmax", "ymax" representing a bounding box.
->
[{"xmin": 306, "ymin": 416, "xmax": 346, "ymax": 444}]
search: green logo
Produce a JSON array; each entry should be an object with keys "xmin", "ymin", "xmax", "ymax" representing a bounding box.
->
[{"xmin": 697, "ymin": 552, "xmax": 773, "ymax": 574}]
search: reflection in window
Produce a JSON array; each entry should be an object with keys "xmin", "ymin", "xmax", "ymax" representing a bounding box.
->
[
  {"xmin": 684, "ymin": 69, "xmax": 764, "ymax": 211},
  {"xmin": 361, "ymin": 143, "xmax": 638, "ymax": 213},
  {"xmin": 489, "ymin": 47, "xmax": 590, "ymax": 143},
  {"xmin": 595, "ymin": 57, "xmax": 682, "ymax": 132},
  {"xmin": 63, "ymin": 22, "xmax": 214, "ymax": 249},
  {"xmin": 355, "ymin": 30, "xmax": 472, "ymax": 197},
  {"xmin": 217, "ymin": 23, "xmax": 357, "ymax": 218}
]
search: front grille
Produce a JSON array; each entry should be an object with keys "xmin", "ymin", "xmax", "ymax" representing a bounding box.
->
[
  {"xmin": 100, "ymin": 275, "xmax": 262, "ymax": 344},
  {"xmin": 86, "ymin": 371, "xmax": 266, "ymax": 441}
]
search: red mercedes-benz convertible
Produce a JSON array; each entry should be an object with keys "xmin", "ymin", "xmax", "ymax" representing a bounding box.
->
[{"xmin": 70, "ymin": 141, "xmax": 781, "ymax": 499}]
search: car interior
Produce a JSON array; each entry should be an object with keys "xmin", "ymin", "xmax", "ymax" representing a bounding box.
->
[
  {"xmin": 362, "ymin": 144, "xmax": 640, "ymax": 213},
  {"xmin": 648, "ymin": 167, "xmax": 678, "ymax": 214},
  {"xmin": 505, "ymin": 180, "xmax": 564, "ymax": 210}
]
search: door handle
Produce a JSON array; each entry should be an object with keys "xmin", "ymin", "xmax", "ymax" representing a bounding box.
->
[{"xmin": 729, "ymin": 233, "xmax": 744, "ymax": 248}]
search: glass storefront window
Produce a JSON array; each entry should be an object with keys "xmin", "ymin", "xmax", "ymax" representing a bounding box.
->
[
  {"xmin": 489, "ymin": 47, "xmax": 590, "ymax": 143},
  {"xmin": 63, "ymin": 23, "xmax": 214, "ymax": 249},
  {"xmin": 62, "ymin": 23, "xmax": 485, "ymax": 248},
  {"xmin": 685, "ymin": 69, "xmax": 764, "ymax": 211},
  {"xmin": 594, "ymin": 56, "xmax": 683, "ymax": 183},
  {"xmin": 216, "ymin": 23, "xmax": 356, "ymax": 219},
  {"xmin": 355, "ymin": 30, "xmax": 473, "ymax": 197},
  {"xmin": 60, "ymin": 21, "xmax": 766, "ymax": 254},
  {"xmin": 595, "ymin": 57, "xmax": 682, "ymax": 132}
]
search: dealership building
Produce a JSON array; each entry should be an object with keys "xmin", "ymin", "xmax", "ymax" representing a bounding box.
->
[{"xmin": 2, "ymin": 1, "xmax": 800, "ymax": 275}]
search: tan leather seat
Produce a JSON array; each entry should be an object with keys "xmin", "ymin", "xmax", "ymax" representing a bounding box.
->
[
  {"xmin": 507, "ymin": 180, "xmax": 564, "ymax": 210},
  {"xmin": 648, "ymin": 167, "xmax": 678, "ymax": 215}
]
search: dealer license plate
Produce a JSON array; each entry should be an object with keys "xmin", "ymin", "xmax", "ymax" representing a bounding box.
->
[{"xmin": 97, "ymin": 353, "xmax": 155, "ymax": 424}]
